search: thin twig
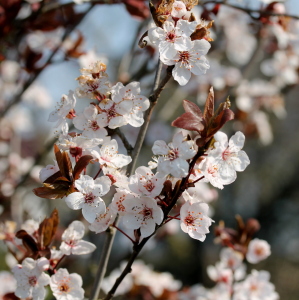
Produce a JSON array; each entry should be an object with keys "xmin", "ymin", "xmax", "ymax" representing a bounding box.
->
[
  {"xmin": 200, "ymin": 1, "xmax": 299, "ymax": 20},
  {"xmin": 112, "ymin": 224, "xmax": 135, "ymax": 244}
]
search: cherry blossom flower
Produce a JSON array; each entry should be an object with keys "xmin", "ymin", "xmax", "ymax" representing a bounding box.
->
[
  {"xmin": 152, "ymin": 131, "xmax": 196, "ymax": 178},
  {"xmin": 89, "ymin": 206, "xmax": 117, "ymax": 233},
  {"xmin": 76, "ymin": 74, "xmax": 110, "ymax": 100},
  {"xmin": 246, "ymin": 238, "xmax": 271, "ymax": 264},
  {"xmin": 207, "ymin": 263, "xmax": 233, "ymax": 285},
  {"xmin": 65, "ymin": 175, "xmax": 111, "ymax": 223},
  {"xmin": 48, "ymin": 90, "xmax": 76, "ymax": 128},
  {"xmin": 122, "ymin": 196, "xmax": 164, "ymax": 239},
  {"xmin": 102, "ymin": 166, "xmax": 129, "ymax": 189},
  {"xmin": 109, "ymin": 81, "xmax": 150, "ymax": 128},
  {"xmin": 91, "ymin": 139, "xmax": 132, "ymax": 169},
  {"xmin": 129, "ymin": 166, "xmax": 165, "ymax": 198},
  {"xmin": 57, "ymin": 124, "xmax": 104, "ymax": 159},
  {"xmin": 73, "ymin": 105, "xmax": 108, "ymax": 139},
  {"xmin": 12, "ymin": 257, "xmax": 50, "ymax": 300},
  {"xmin": 209, "ymin": 131, "xmax": 250, "ymax": 183},
  {"xmin": 180, "ymin": 201, "xmax": 213, "ymax": 241},
  {"xmin": 233, "ymin": 270, "xmax": 279, "ymax": 300},
  {"xmin": 50, "ymin": 268, "xmax": 84, "ymax": 300},
  {"xmin": 60, "ymin": 221, "xmax": 96, "ymax": 255},
  {"xmin": 148, "ymin": 20, "xmax": 197, "ymax": 60},
  {"xmin": 161, "ymin": 39, "xmax": 211, "ymax": 86},
  {"xmin": 171, "ymin": 1, "xmax": 190, "ymax": 19}
]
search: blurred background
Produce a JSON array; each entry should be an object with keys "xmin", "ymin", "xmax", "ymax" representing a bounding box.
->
[{"xmin": 0, "ymin": 0, "xmax": 299, "ymax": 299}]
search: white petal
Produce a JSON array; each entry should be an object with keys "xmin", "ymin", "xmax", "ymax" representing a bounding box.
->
[
  {"xmin": 65, "ymin": 192, "xmax": 85, "ymax": 210},
  {"xmin": 173, "ymin": 63, "xmax": 191, "ymax": 86},
  {"xmin": 72, "ymin": 240, "xmax": 96, "ymax": 255}
]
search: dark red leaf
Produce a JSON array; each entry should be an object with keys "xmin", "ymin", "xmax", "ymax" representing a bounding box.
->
[
  {"xmin": 123, "ymin": 0, "xmax": 150, "ymax": 20},
  {"xmin": 172, "ymin": 100, "xmax": 204, "ymax": 133},
  {"xmin": 207, "ymin": 109, "xmax": 234, "ymax": 137},
  {"xmin": 73, "ymin": 155, "xmax": 93, "ymax": 180},
  {"xmin": 15, "ymin": 230, "xmax": 38, "ymax": 254},
  {"xmin": 43, "ymin": 170, "xmax": 63, "ymax": 183},
  {"xmin": 33, "ymin": 186, "xmax": 68, "ymax": 199}
]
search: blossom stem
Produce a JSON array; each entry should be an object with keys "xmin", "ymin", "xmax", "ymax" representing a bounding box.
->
[
  {"xmin": 112, "ymin": 224, "xmax": 136, "ymax": 244},
  {"xmin": 93, "ymin": 167, "xmax": 102, "ymax": 180},
  {"xmin": 192, "ymin": 176, "xmax": 205, "ymax": 185},
  {"xmin": 54, "ymin": 254, "xmax": 66, "ymax": 270}
]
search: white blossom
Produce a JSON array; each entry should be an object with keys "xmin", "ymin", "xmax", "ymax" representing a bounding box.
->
[
  {"xmin": 73, "ymin": 105, "xmax": 108, "ymax": 140},
  {"xmin": 122, "ymin": 196, "xmax": 164, "ymax": 239},
  {"xmin": 180, "ymin": 201, "xmax": 213, "ymax": 241},
  {"xmin": 152, "ymin": 131, "xmax": 196, "ymax": 178},
  {"xmin": 12, "ymin": 257, "xmax": 50, "ymax": 300},
  {"xmin": 246, "ymin": 239, "xmax": 271, "ymax": 264},
  {"xmin": 161, "ymin": 39, "xmax": 211, "ymax": 85},
  {"xmin": 65, "ymin": 175, "xmax": 110, "ymax": 223},
  {"xmin": 233, "ymin": 270, "xmax": 279, "ymax": 300},
  {"xmin": 148, "ymin": 20, "xmax": 196, "ymax": 60},
  {"xmin": 48, "ymin": 90, "xmax": 76, "ymax": 128},
  {"xmin": 129, "ymin": 166, "xmax": 165, "ymax": 198},
  {"xmin": 91, "ymin": 139, "xmax": 132, "ymax": 169},
  {"xmin": 89, "ymin": 206, "xmax": 117, "ymax": 233},
  {"xmin": 0, "ymin": 271, "xmax": 17, "ymax": 298},
  {"xmin": 50, "ymin": 268, "xmax": 84, "ymax": 300},
  {"xmin": 60, "ymin": 221, "xmax": 96, "ymax": 255},
  {"xmin": 171, "ymin": 1, "xmax": 190, "ymax": 19}
]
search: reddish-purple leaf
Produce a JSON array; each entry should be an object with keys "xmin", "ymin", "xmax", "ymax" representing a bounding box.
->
[
  {"xmin": 43, "ymin": 170, "xmax": 62, "ymax": 184},
  {"xmin": 207, "ymin": 109, "xmax": 234, "ymax": 137},
  {"xmin": 172, "ymin": 100, "xmax": 204, "ymax": 133},
  {"xmin": 73, "ymin": 155, "xmax": 93, "ymax": 180},
  {"xmin": 16, "ymin": 230, "xmax": 38, "ymax": 254},
  {"xmin": 33, "ymin": 186, "xmax": 68, "ymax": 199}
]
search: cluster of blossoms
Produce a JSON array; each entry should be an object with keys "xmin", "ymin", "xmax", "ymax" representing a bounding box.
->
[
  {"xmin": 147, "ymin": 0, "xmax": 212, "ymax": 86},
  {"xmin": 10, "ymin": 220, "xmax": 95, "ymax": 300}
]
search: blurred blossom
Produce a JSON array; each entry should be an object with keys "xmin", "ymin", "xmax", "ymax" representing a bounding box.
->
[
  {"xmin": 0, "ymin": 60, "xmax": 21, "ymax": 83},
  {"xmin": 252, "ymin": 111, "xmax": 273, "ymax": 145},
  {"xmin": 78, "ymin": 49, "xmax": 108, "ymax": 68},
  {"xmin": 0, "ymin": 271, "xmax": 17, "ymax": 299},
  {"xmin": 22, "ymin": 84, "xmax": 52, "ymax": 109}
]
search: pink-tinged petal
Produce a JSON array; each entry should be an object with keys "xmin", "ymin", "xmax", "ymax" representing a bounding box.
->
[
  {"xmin": 111, "ymin": 82, "xmax": 124, "ymax": 98},
  {"xmin": 188, "ymin": 230, "xmax": 207, "ymax": 241},
  {"xmin": 176, "ymin": 20, "xmax": 197, "ymax": 37},
  {"xmin": 162, "ymin": 21, "xmax": 175, "ymax": 33},
  {"xmin": 153, "ymin": 206, "xmax": 164, "ymax": 225},
  {"xmin": 72, "ymin": 240, "xmax": 96, "ymax": 255},
  {"xmin": 15, "ymin": 286, "xmax": 31, "ymax": 299},
  {"xmin": 229, "ymin": 131, "xmax": 245, "ymax": 151},
  {"xmin": 159, "ymin": 41, "xmax": 178, "ymax": 60},
  {"xmin": 172, "ymin": 131, "xmax": 184, "ymax": 147},
  {"xmin": 193, "ymin": 39, "xmax": 211, "ymax": 56},
  {"xmin": 218, "ymin": 163, "xmax": 237, "ymax": 184},
  {"xmin": 174, "ymin": 36, "xmax": 193, "ymax": 51},
  {"xmin": 62, "ymin": 220, "xmax": 85, "ymax": 240},
  {"xmin": 37, "ymin": 272, "xmax": 51, "ymax": 286},
  {"xmin": 32, "ymin": 286, "xmax": 47, "ymax": 300},
  {"xmin": 152, "ymin": 140, "xmax": 169, "ymax": 155},
  {"xmin": 173, "ymin": 64, "xmax": 191, "ymax": 86},
  {"xmin": 94, "ymin": 176, "xmax": 111, "ymax": 195},
  {"xmin": 96, "ymin": 113, "xmax": 108, "ymax": 127},
  {"xmin": 148, "ymin": 27, "xmax": 164, "ymax": 44},
  {"xmin": 65, "ymin": 192, "xmax": 85, "ymax": 210},
  {"xmin": 126, "ymin": 112, "xmax": 144, "ymax": 127},
  {"xmin": 75, "ymin": 175, "xmax": 94, "ymax": 192},
  {"xmin": 191, "ymin": 56, "xmax": 210, "ymax": 76},
  {"xmin": 69, "ymin": 272, "xmax": 83, "ymax": 286},
  {"xmin": 108, "ymin": 116, "xmax": 128, "ymax": 129},
  {"xmin": 116, "ymin": 100, "xmax": 133, "ymax": 114},
  {"xmin": 170, "ymin": 158, "xmax": 189, "ymax": 178},
  {"xmin": 160, "ymin": 55, "xmax": 176, "ymax": 66},
  {"xmin": 82, "ymin": 201, "xmax": 106, "ymax": 223},
  {"xmin": 122, "ymin": 213, "xmax": 142, "ymax": 229},
  {"xmin": 73, "ymin": 114, "xmax": 87, "ymax": 131},
  {"xmin": 83, "ymin": 127, "xmax": 108, "ymax": 140},
  {"xmin": 214, "ymin": 131, "xmax": 228, "ymax": 146},
  {"xmin": 126, "ymin": 81, "xmax": 140, "ymax": 94},
  {"xmin": 111, "ymin": 154, "xmax": 132, "ymax": 168},
  {"xmin": 84, "ymin": 105, "xmax": 98, "ymax": 119},
  {"xmin": 233, "ymin": 150, "xmax": 250, "ymax": 172},
  {"xmin": 140, "ymin": 219, "xmax": 156, "ymax": 238},
  {"xmin": 60, "ymin": 242, "xmax": 72, "ymax": 255}
]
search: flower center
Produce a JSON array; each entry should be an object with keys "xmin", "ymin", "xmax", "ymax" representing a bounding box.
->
[
  {"xmin": 179, "ymin": 51, "xmax": 191, "ymax": 64},
  {"xmin": 59, "ymin": 283, "xmax": 70, "ymax": 293},
  {"xmin": 28, "ymin": 276, "xmax": 37, "ymax": 286},
  {"xmin": 184, "ymin": 214, "xmax": 195, "ymax": 226},
  {"xmin": 166, "ymin": 31, "xmax": 176, "ymax": 42},
  {"xmin": 106, "ymin": 105, "xmax": 119, "ymax": 121},
  {"xmin": 144, "ymin": 180, "xmax": 155, "ymax": 192},
  {"xmin": 222, "ymin": 148, "xmax": 231, "ymax": 160},
  {"xmin": 140, "ymin": 207, "xmax": 153, "ymax": 220},
  {"xmin": 90, "ymin": 120, "xmax": 100, "ymax": 131},
  {"xmin": 85, "ymin": 193, "xmax": 95, "ymax": 204},
  {"xmin": 168, "ymin": 148, "xmax": 179, "ymax": 161}
]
